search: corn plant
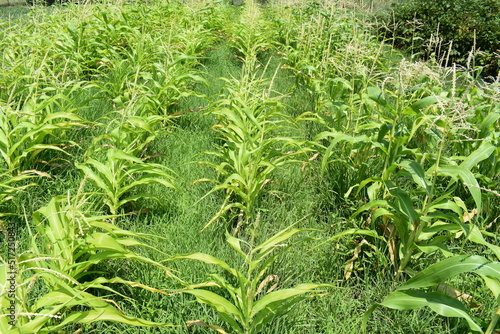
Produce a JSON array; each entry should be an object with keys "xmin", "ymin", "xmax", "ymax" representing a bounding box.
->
[
  {"xmin": 76, "ymin": 111, "xmax": 177, "ymax": 216},
  {"xmin": 168, "ymin": 225, "xmax": 332, "ymax": 334},
  {"xmin": 227, "ymin": 1, "xmax": 277, "ymax": 70},
  {"xmin": 360, "ymin": 86, "xmax": 497, "ymax": 271},
  {"xmin": 198, "ymin": 76, "xmax": 308, "ymax": 233},
  {"xmin": 28, "ymin": 196, "xmax": 173, "ymax": 281},
  {"xmin": 53, "ymin": 19, "xmax": 104, "ymax": 78},
  {"xmin": 0, "ymin": 98, "xmax": 84, "ymax": 176},
  {"xmin": 363, "ymin": 252, "xmax": 500, "ymax": 333},
  {"xmin": 0, "ymin": 257, "xmax": 174, "ymax": 333},
  {"xmin": 312, "ymin": 80, "xmax": 499, "ymax": 275},
  {"xmin": 91, "ymin": 6, "xmax": 142, "ymax": 60},
  {"xmin": 137, "ymin": 58, "xmax": 208, "ymax": 117},
  {"xmin": 274, "ymin": 2, "xmax": 389, "ymax": 103},
  {"xmin": 350, "ymin": 140, "xmax": 490, "ymax": 274},
  {"xmin": 353, "ymin": 160, "xmax": 485, "ymax": 272},
  {"xmin": 0, "ymin": 197, "xmax": 175, "ymax": 333},
  {"xmin": 86, "ymin": 114, "xmax": 168, "ymax": 158},
  {"xmin": 76, "ymin": 148, "xmax": 176, "ymax": 215}
]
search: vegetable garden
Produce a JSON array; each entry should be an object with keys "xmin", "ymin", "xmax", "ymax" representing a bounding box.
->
[{"xmin": 0, "ymin": 0, "xmax": 499, "ymax": 333}]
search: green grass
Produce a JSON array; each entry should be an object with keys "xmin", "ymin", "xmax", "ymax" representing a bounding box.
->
[
  {"xmin": 0, "ymin": 0, "xmax": 29, "ymax": 22},
  {"xmin": 0, "ymin": 0, "xmax": 498, "ymax": 333}
]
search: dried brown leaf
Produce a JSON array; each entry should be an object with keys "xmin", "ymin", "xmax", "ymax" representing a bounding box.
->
[{"xmin": 255, "ymin": 275, "xmax": 279, "ymax": 295}]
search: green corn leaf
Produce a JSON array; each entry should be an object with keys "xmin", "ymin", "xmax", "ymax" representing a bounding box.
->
[
  {"xmin": 438, "ymin": 166, "xmax": 482, "ymax": 212},
  {"xmin": 310, "ymin": 228, "xmax": 383, "ymax": 251},
  {"xmin": 385, "ymin": 181, "xmax": 419, "ymax": 225},
  {"xmin": 251, "ymin": 226, "xmax": 307, "ymax": 261},
  {"xmin": 367, "ymin": 86, "xmax": 390, "ymax": 110},
  {"xmin": 168, "ymin": 253, "xmax": 241, "ymax": 279},
  {"xmin": 460, "ymin": 141, "xmax": 496, "ymax": 171},
  {"xmin": 252, "ymin": 296, "xmax": 305, "ymax": 332},
  {"xmin": 415, "ymin": 236, "xmax": 454, "ymax": 257},
  {"xmin": 117, "ymin": 193, "xmax": 160, "ymax": 209},
  {"xmin": 51, "ymin": 301, "xmax": 175, "ymax": 331},
  {"xmin": 428, "ymin": 200, "xmax": 464, "ymax": 217},
  {"xmin": 380, "ymin": 290, "xmax": 482, "ymax": 332},
  {"xmin": 75, "ymin": 161, "xmax": 113, "ymax": 196},
  {"xmin": 109, "ymin": 148, "xmax": 143, "ymax": 164},
  {"xmin": 362, "ymin": 303, "xmax": 381, "ymax": 332},
  {"xmin": 479, "ymin": 111, "xmax": 500, "ymax": 138},
  {"xmin": 372, "ymin": 207, "xmax": 394, "ymax": 221},
  {"xmin": 479, "ymin": 275, "xmax": 500, "ymax": 302},
  {"xmin": 377, "ymin": 123, "xmax": 391, "ymax": 142},
  {"xmin": 83, "ymin": 276, "xmax": 170, "ymax": 296},
  {"xmin": 23, "ymin": 144, "xmax": 72, "ymax": 156},
  {"xmin": 202, "ymin": 201, "xmax": 246, "ymax": 231},
  {"xmin": 398, "ymin": 160, "xmax": 431, "ymax": 194},
  {"xmin": 181, "ymin": 289, "xmax": 244, "ymax": 332},
  {"xmin": 226, "ymin": 232, "xmax": 248, "ymax": 260},
  {"xmin": 316, "ymin": 132, "xmax": 369, "ymax": 173},
  {"xmin": 399, "ymin": 255, "xmax": 500, "ymax": 291},
  {"xmin": 351, "ymin": 200, "xmax": 390, "ymax": 219},
  {"xmin": 467, "ymin": 225, "xmax": 500, "ymax": 260},
  {"xmin": 86, "ymin": 232, "xmax": 127, "ymax": 253},
  {"xmin": 409, "ymin": 96, "xmax": 438, "ymax": 113},
  {"xmin": 420, "ymin": 221, "xmax": 461, "ymax": 240},
  {"xmin": 251, "ymin": 283, "xmax": 330, "ymax": 316}
]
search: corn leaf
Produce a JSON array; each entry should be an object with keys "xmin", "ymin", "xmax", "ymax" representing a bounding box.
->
[
  {"xmin": 399, "ymin": 255, "xmax": 500, "ymax": 291},
  {"xmin": 380, "ymin": 290, "xmax": 482, "ymax": 332}
]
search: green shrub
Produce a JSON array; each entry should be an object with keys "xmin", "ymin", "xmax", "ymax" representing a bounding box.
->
[{"xmin": 380, "ymin": 0, "xmax": 500, "ymax": 78}]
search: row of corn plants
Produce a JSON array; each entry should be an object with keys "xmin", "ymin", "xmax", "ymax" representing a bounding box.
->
[
  {"xmin": 1, "ymin": 1, "xmax": 334, "ymax": 333},
  {"xmin": 0, "ymin": 0, "xmax": 224, "ymax": 332},
  {"xmin": 271, "ymin": 1, "xmax": 499, "ymax": 332},
  {"xmin": 197, "ymin": 2, "xmax": 309, "ymax": 234},
  {"xmin": 179, "ymin": 3, "xmax": 335, "ymax": 333}
]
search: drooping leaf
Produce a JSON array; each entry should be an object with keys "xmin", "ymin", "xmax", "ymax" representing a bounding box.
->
[
  {"xmin": 181, "ymin": 289, "xmax": 244, "ymax": 333},
  {"xmin": 380, "ymin": 290, "xmax": 482, "ymax": 332},
  {"xmin": 399, "ymin": 255, "xmax": 500, "ymax": 291}
]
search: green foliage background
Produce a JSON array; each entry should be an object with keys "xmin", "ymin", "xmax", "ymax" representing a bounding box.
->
[{"xmin": 379, "ymin": 0, "xmax": 500, "ymax": 77}]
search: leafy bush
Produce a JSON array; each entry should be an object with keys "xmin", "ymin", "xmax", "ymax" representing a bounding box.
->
[{"xmin": 380, "ymin": 0, "xmax": 500, "ymax": 78}]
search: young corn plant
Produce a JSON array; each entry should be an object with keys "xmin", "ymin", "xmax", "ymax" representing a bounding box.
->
[
  {"xmin": 28, "ymin": 196, "xmax": 173, "ymax": 281},
  {"xmin": 78, "ymin": 113, "xmax": 177, "ymax": 215},
  {"xmin": 363, "ymin": 251, "xmax": 500, "ymax": 333},
  {"xmin": 198, "ymin": 76, "xmax": 308, "ymax": 234},
  {"xmin": 0, "ymin": 256, "xmax": 174, "ymax": 334},
  {"xmin": 76, "ymin": 148, "xmax": 176, "ymax": 216},
  {"xmin": 227, "ymin": 1, "xmax": 277, "ymax": 71},
  {"xmin": 0, "ymin": 197, "xmax": 175, "ymax": 333},
  {"xmin": 137, "ymin": 57, "xmax": 208, "ymax": 117},
  {"xmin": 195, "ymin": 5, "xmax": 307, "ymax": 234},
  {"xmin": 0, "ymin": 97, "xmax": 84, "ymax": 176},
  {"xmin": 168, "ymin": 225, "xmax": 332, "ymax": 334},
  {"xmin": 86, "ymin": 113, "xmax": 169, "ymax": 158}
]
